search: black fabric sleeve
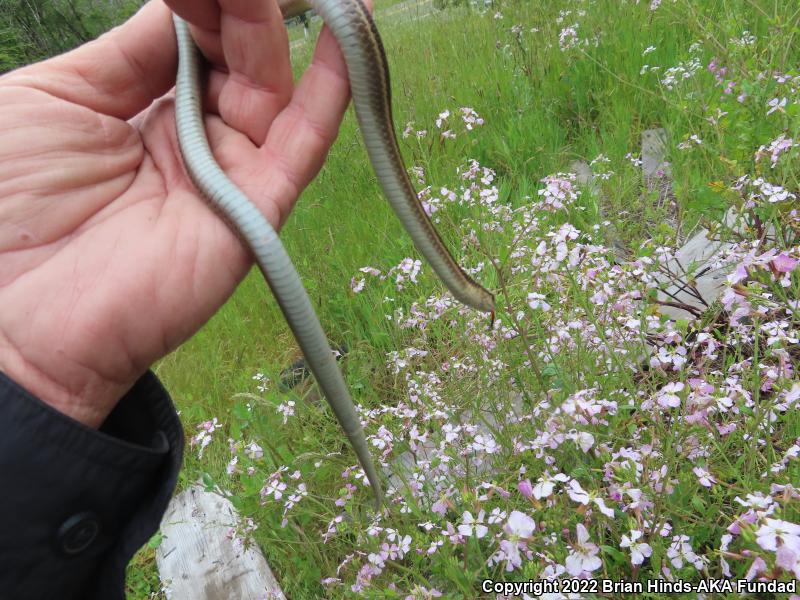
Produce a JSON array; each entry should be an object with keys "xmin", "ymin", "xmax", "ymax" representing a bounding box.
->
[{"xmin": 0, "ymin": 370, "xmax": 184, "ymax": 600}]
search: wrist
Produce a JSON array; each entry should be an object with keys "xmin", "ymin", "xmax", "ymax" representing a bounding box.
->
[{"xmin": 0, "ymin": 330, "xmax": 127, "ymax": 428}]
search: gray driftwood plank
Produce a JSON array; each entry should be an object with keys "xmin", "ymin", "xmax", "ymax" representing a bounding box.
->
[
  {"xmin": 570, "ymin": 159, "xmax": 598, "ymax": 195},
  {"xmin": 641, "ymin": 128, "xmax": 671, "ymax": 182},
  {"xmin": 156, "ymin": 485, "xmax": 286, "ymax": 600},
  {"xmin": 639, "ymin": 128, "xmax": 734, "ymax": 319},
  {"xmin": 654, "ymin": 212, "xmax": 737, "ymax": 320}
]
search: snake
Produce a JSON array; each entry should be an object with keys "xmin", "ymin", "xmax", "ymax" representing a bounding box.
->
[{"xmin": 171, "ymin": 0, "xmax": 494, "ymax": 508}]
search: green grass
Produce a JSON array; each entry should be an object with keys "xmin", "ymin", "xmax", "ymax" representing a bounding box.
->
[
  {"xmin": 286, "ymin": 0, "xmax": 429, "ymax": 43},
  {"xmin": 109, "ymin": 0, "xmax": 799, "ymax": 596}
]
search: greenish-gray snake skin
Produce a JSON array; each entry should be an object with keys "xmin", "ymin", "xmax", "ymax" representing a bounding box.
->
[{"xmin": 172, "ymin": 0, "xmax": 494, "ymax": 509}]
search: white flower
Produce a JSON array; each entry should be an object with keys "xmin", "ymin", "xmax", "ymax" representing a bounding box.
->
[
  {"xmin": 657, "ymin": 381, "xmax": 684, "ymax": 408},
  {"xmin": 571, "ymin": 430, "xmax": 595, "ymax": 452},
  {"xmin": 533, "ymin": 472, "xmax": 569, "ymax": 499},
  {"xmin": 458, "ymin": 510, "xmax": 488, "ymax": 539},
  {"xmin": 755, "ymin": 519, "xmax": 800, "ymax": 553},
  {"xmin": 527, "ymin": 292, "xmax": 551, "ymax": 311},
  {"xmin": 593, "ymin": 497, "xmax": 616, "ymax": 518},
  {"xmin": 399, "ymin": 535, "xmax": 412, "ymax": 555},
  {"xmin": 620, "ymin": 530, "xmax": 652, "ymax": 566},
  {"xmin": 565, "ymin": 524, "xmax": 602, "ymax": 576},
  {"xmin": 667, "ymin": 535, "xmax": 702, "ymax": 569},
  {"xmin": 245, "ymin": 442, "xmax": 263, "ymax": 460},
  {"xmin": 766, "ymin": 97, "xmax": 787, "ymax": 115},
  {"xmin": 566, "ymin": 479, "xmax": 615, "ymax": 517},
  {"xmin": 504, "ymin": 510, "xmax": 536, "ymax": 538},
  {"xmin": 277, "ymin": 400, "xmax": 295, "ymax": 424}
]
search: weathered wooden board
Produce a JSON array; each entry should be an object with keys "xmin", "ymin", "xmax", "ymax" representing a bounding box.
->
[{"xmin": 156, "ymin": 485, "xmax": 286, "ymax": 600}]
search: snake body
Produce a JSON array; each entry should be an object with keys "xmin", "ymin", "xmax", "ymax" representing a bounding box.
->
[{"xmin": 172, "ymin": 0, "xmax": 494, "ymax": 508}]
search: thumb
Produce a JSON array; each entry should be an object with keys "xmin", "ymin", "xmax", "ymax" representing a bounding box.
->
[{"xmin": 3, "ymin": 0, "xmax": 177, "ymax": 121}]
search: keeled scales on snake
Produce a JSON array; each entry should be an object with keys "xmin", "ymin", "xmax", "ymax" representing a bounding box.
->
[{"xmin": 171, "ymin": 0, "xmax": 494, "ymax": 508}]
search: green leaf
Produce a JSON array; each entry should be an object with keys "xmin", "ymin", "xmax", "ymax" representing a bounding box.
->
[
  {"xmin": 601, "ymin": 544, "xmax": 627, "ymax": 563},
  {"xmin": 242, "ymin": 474, "xmax": 262, "ymax": 496},
  {"xmin": 232, "ymin": 402, "xmax": 252, "ymax": 421},
  {"xmin": 146, "ymin": 531, "xmax": 164, "ymax": 549},
  {"xmin": 689, "ymin": 186, "xmax": 726, "ymax": 214},
  {"xmin": 690, "ymin": 494, "xmax": 706, "ymax": 513}
]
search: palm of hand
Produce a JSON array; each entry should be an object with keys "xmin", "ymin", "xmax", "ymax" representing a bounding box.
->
[{"xmin": 0, "ymin": 0, "xmax": 350, "ymax": 426}]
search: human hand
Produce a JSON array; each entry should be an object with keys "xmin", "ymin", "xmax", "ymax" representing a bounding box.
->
[{"xmin": 0, "ymin": 0, "xmax": 354, "ymax": 427}]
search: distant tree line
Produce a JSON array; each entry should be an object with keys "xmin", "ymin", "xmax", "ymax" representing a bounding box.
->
[{"xmin": 0, "ymin": 0, "xmax": 144, "ymax": 73}]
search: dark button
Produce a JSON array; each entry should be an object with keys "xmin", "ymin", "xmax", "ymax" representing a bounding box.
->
[{"xmin": 57, "ymin": 511, "xmax": 100, "ymax": 556}]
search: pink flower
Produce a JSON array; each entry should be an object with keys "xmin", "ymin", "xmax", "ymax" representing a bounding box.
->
[
  {"xmin": 495, "ymin": 539, "xmax": 523, "ymax": 572},
  {"xmin": 190, "ymin": 418, "xmax": 219, "ymax": 458},
  {"xmin": 406, "ymin": 586, "xmax": 443, "ymax": 599},
  {"xmin": 518, "ymin": 479, "xmax": 534, "ymax": 499},
  {"xmin": 431, "ymin": 496, "xmax": 449, "ymax": 516},
  {"xmin": 443, "ymin": 522, "xmax": 463, "ymax": 545},
  {"xmin": 459, "ymin": 107, "xmax": 484, "ymax": 130},
  {"xmin": 277, "ymin": 400, "xmax": 295, "ymax": 425},
  {"xmin": 359, "ymin": 266, "xmax": 381, "ymax": 277},
  {"xmin": 245, "ymin": 442, "xmax": 263, "ymax": 460},
  {"xmin": 745, "ymin": 556, "xmax": 767, "ymax": 580},
  {"xmin": 657, "ymin": 382, "xmax": 684, "ymax": 408},
  {"xmin": 489, "ymin": 512, "xmax": 536, "ymax": 573},
  {"xmin": 693, "ymin": 466, "xmax": 717, "ymax": 488},
  {"xmin": 261, "ymin": 479, "xmax": 287, "ymax": 500},
  {"xmin": 728, "ymin": 263, "xmax": 749, "ymax": 285},
  {"xmin": 773, "ymin": 253, "xmax": 799, "ymax": 273},
  {"xmin": 776, "ymin": 546, "xmax": 800, "ymax": 577}
]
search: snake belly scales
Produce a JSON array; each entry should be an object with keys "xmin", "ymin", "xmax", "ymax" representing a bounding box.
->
[{"xmin": 171, "ymin": 0, "xmax": 494, "ymax": 508}]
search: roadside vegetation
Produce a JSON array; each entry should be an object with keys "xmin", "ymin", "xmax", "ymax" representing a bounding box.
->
[
  {"xmin": 3, "ymin": 0, "xmax": 797, "ymax": 598},
  {"xmin": 156, "ymin": 0, "xmax": 799, "ymax": 597},
  {"xmin": 0, "ymin": 0, "xmax": 142, "ymax": 72}
]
